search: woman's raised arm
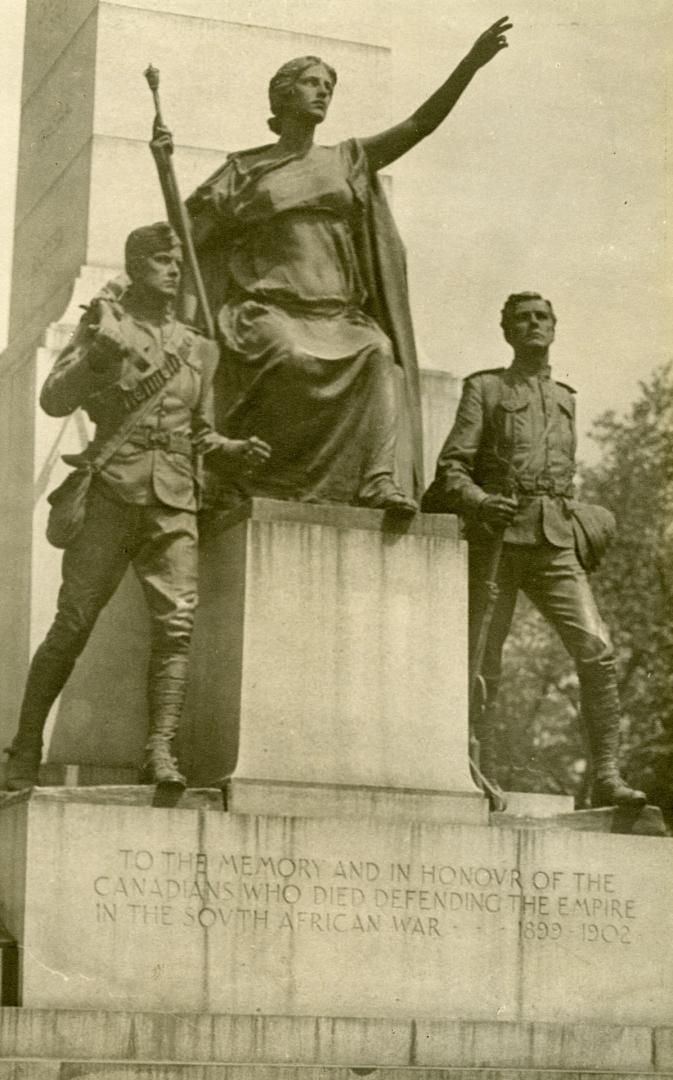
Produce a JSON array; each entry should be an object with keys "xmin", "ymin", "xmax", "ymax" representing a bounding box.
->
[{"xmin": 361, "ymin": 16, "xmax": 512, "ymax": 172}]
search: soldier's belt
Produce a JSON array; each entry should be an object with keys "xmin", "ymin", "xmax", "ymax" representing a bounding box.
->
[
  {"xmin": 512, "ymin": 477, "xmax": 574, "ymax": 497},
  {"xmin": 128, "ymin": 428, "xmax": 193, "ymax": 456},
  {"xmin": 483, "ymin": 481, "xmax": 573, "ymax": 499}
]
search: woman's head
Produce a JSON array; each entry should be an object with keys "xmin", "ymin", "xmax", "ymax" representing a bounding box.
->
[{"xmin": 267, "ymin": 56, "xmax": 337, "ymax": 135}]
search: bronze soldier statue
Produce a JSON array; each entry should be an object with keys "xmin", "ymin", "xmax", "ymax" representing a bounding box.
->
[
  {"xmin": 3, "ymin": 223, "xmax": 269, "ymax": 793},
  {"xmin": 423, "ymin": 292, "xmax": 646, "ymax": 809}
]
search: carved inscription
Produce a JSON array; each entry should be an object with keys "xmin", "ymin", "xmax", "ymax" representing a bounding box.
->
[{"xmin": 91, "ymin": 849, "xmax": 638, "ymax": 945}]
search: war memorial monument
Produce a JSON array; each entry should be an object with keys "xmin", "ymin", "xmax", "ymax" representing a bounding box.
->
[{"xmin": 0, "ymin": 2, "xmax": 671, "ymax": 1077}]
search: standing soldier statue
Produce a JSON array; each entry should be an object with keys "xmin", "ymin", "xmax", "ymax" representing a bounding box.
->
[
  {"xmin": 423, "ymin": 292, "xmax": 646, "ymax": 809},
  {"xmin": 3, "ymin": 223, "xmax": 269, "ymax": 793}
]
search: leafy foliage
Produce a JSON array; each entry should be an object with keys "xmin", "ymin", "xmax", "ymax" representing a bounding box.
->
[{"xmin": 490, "ymin": 363, "xmax": 673, "ymax": 807}]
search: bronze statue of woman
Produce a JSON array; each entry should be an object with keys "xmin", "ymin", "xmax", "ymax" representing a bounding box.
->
[{"xmin": 152, "ymin": 17, "xmax": 512, "ymax": 512}]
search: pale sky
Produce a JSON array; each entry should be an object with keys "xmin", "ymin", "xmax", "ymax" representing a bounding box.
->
[{"xmin": 1, "ymin": 0, "xmax": 671, "ymax": 462}]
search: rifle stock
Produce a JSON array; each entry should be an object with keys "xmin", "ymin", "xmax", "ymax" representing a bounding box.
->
[{"xmin": 469, "ymin": 531, "xmax": 505, "ymax": 708}]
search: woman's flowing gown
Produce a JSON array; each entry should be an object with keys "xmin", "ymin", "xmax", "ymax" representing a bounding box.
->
[{"xmin": 187, "ymin": 138, "xmax": 422, "ymax": 506}]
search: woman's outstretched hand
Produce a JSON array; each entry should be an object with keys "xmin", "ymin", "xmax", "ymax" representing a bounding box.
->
[
  {"xmin": 360, "ymin": 13, "xmax": 513, "ymax": 171},
  {"xmin": 466, "ymin": 16, "xmax": 512, "ymax": 70}
]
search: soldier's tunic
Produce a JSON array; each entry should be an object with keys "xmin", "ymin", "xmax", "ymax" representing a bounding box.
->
[
  {"xmin": 423, "ymin": 359, "xmax": 619, "ymax": 733},
  {"xmin": 31, "ymin": 289, "xmax": 221, "ymax": 711}
]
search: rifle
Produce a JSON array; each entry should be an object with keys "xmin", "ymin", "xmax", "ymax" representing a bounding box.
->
[
  {"xmin": 468, "ymin": 527, "xmax": 508, "ymax": 811},
  {"xmin": 144, "ymin": 64, "xmax": 215, "ymax": 339},
  {"xmin": 463, "ymin": 385, "xmax": 559, "ymax": 811}
]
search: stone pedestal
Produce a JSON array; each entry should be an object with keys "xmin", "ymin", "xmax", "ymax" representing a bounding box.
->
[
  {"xmin": 181, "ymin": 500, "xmax": 482, "ymax": 823},
  {"xmin": 1, "ymin": 502, "xmax": 670, "ymax": 1072},
  {"xmin": 0, "ymin": 785, "xmax": 671, "ymax": 1025}
]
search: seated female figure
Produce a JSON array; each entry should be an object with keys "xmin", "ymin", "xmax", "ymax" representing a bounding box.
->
[{"xmin": 152, "ymin": 18, "xmax": 512, "ymax": 511}]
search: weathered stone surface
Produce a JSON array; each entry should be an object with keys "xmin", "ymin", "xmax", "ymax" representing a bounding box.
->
[
  {"xmin": 183, "ymin": 499, "xmax": 478, "ymax": 806},
  {"xmin": 415, "ymin": 1018, "xmax": 655, "ymax": 1070},
  {"xmin": 0, "ymin": 798, "xmax": 27, "ymax": 943},
  {"xmin": 492, "ymin": 802, "xmax": 668, "ymax": 838},
  {"xmin": 37, "ymin": 765, "xmax": 140, "ymax": 787},
  {"xmin": 1, "ymin": 788, "xmax": 672, "ymax": 1023},
  {"xmin": 655, "ymin": 1026, "xmax": 673, "ymax": 1070},
  {"xmin": 556, "ymin": 806, "xmax": 668, "ymax": 837},
  {"xmin": 499, "ymin": 793, "xmax": 575, "ymax": 819},
  {"xmin": 226, "ymin": 780, "xmax": 487, "ymax": 827},
  {"xmin": 0, "ymin": 786, "xmax": 223, "ymax": 811},
  {"xmin": 0, "ymin": 1064, "xmax": 60, "ymax": 1080},
  {"xmin": 0, "ymin": 1007, "xmax": 663, "ymax": 1072},
  {"xmin": 0, "ymin": 1066, "xmax": 668, "ymax": 1080}
]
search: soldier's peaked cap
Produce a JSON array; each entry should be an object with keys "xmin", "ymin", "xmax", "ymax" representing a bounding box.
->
[{"xmin": 125, "ymin": 222, "xmax": 181, "ymax": 266}]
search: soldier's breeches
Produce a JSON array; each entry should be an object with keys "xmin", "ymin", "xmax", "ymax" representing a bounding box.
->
[
  {"xmin": 13, "ymin": 487, "xmax": 198, "ymax": 754},
  {"xmin": 470, "ymin": 542, "xmax": 619, "ymax": 721},
  {"xmin": 132, "ymin": 500, "xmax": 198, "ymax": 672}
]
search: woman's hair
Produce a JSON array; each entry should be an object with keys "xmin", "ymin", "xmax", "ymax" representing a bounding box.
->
[{"xmin": 267, "ymin": 55, "xmax": 337, "ymax": 135}]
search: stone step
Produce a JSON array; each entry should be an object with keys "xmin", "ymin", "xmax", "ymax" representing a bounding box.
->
[
  {"xmin": 0, "ymin": 1063, "xmax": 669, "ymax": 1080},
  {"xmin": 0, "ymin": 1010, "xmax": 671, "ymax": 1074},
  {"xmin": 492, "ymin": 802, "xmax": 667, "ymax": 837}
]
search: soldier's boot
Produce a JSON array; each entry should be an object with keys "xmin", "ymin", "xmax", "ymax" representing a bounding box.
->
[
  {"xmin": 588, "ymin": 713, "xmax": 646, "ymax": 809},
  {"xmin": 579, "ymin": 668, "xmax": 646, "ymax": 809},
  {"xmin": 587, "ymin": 708, "xmax": 652, "ymax": 812},
  {"xmin": 4, "ymin": 742, "xmax": 42, "ymax": 793},
  {"xmin": 142, "ymin": 672, "xmax": 187, "ymax": 790},
  {"xmin": 4, "ymin": 646, "xmax": 75, "ymax": 792}
]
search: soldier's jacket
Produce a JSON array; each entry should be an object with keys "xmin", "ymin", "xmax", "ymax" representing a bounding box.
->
[
  {"xmin": 41, "ymin": 290, "xmax": 222, "ymax": 512},
  {"xmin": 423, "ymin": 360, "xmax": 578, "ymax": 546}
]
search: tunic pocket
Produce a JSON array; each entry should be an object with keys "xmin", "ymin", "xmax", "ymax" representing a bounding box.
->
[{"xmin": 495, "ymin": 392, "xmax": 531, "ymax": 455}]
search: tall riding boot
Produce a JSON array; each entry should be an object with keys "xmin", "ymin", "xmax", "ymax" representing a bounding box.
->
[
  {"xmin": 142, "ymin": 668, "xmax": 187, "ymax": 790},
  {"xmin": 588, "ymin": 713, "xmax": 646, "ymax": 808},
  {"xmin": 581, "ymin": 675, "xmax": 646, "ymax": 808},
  {"xmin": 4, "ymin": 645, "xmax": 75, "ymax": 791}
]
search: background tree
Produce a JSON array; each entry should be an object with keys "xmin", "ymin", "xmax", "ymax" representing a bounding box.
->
[{"xmin": 492, "ymin": 363, "xmax": 673, "ymax": 808}]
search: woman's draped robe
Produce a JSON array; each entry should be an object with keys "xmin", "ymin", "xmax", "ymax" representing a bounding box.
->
[{"xmin": 185, "ymin": 138, "xmax": 423, "ymax": 506}]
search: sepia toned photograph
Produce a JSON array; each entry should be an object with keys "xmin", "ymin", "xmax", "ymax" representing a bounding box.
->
[{"xmin": 0, "ymin": 1, "xmax": 671, "ymax": 1075}]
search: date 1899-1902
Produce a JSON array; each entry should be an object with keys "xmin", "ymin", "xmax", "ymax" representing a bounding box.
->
[{"xmin": 519, "ymin": 920, "xmax": 632, "ymax": 945}]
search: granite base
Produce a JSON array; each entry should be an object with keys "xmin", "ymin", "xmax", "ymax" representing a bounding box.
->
[
  {"xmin": 0, "ymin": 787, "xmax": 671, "ymax": 1025},
  {"xmin": 1, "ymin": 1006, "xmax": 672, "ymax": 1079}
]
